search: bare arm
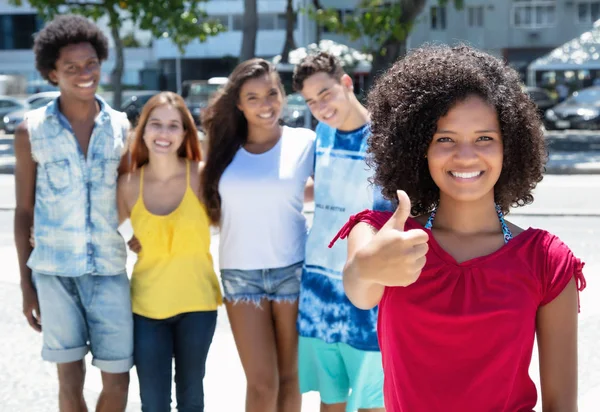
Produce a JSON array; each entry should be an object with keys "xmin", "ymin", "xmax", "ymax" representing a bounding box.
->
[
  {"xmin": 117, "ymin": 174, "xmax": 131, "ymax": 225},
  {"xmin": 537, "ymin": 278, "xmax": 579, "ymax": 412},
  {"xmin": 13, "ymin": 121, "xmax": 41, "ymax": 332},
  {"xmin": 304, "ymin": 176, "xmax": 314, "ymax": 203},
  {"xmin": 343, "ymin": 222, "xmax": 386, "ymax": 310}
]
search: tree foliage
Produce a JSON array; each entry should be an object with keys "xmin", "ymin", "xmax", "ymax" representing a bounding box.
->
[
  {"xmin": 10, "ymin": 0, "xmax": 226, "ymax": 106},
  {"xmin": 308, "ymin": 0, "xmax": 464, "ymax": 57},
  {"xmin": 11, "ymin": 0, "xmax": 225, "ymax": 52}
]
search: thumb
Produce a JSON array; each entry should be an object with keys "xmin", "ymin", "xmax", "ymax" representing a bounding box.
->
[{"xmin": 390, "ymin": 190, "xmax": 411, "ymax": 231}]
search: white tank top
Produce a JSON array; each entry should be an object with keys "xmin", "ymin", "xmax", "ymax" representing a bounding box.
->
[{"xmin": 218, "ymin": 126, "xmax": 316, "ymax": 270}]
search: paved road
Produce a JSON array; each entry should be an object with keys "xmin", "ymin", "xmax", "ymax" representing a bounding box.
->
[
  {"xmin": 3, "ymin": 174, "xmax": 600, "ymax": 215},
  {"xmin": 0, "ymin": 209, "xmax": 599, "ymax": 411},
  {"xmin": 2, "ymin": 131, "xmax": 600, "ymax": 174}
]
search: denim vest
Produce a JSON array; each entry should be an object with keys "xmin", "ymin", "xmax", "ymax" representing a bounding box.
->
[{"xmin": 26, "ymin": 96, "xmax": 129, "ymax": 277}]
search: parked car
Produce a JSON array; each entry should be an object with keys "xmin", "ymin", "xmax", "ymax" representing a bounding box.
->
[
  {"xmin": 0, "ymin": 96, "xmax": 25, "ymax": 132},
  {"xmin": 524, "ymin": 86, "xmax": 555, "ymax": 114},
  {"xmin": 120, "ymin": 90, "xmax": 161, "ymax": 126},
  {"xmin": 182, "ymin": 77, "xmax": 228, "ymax": 126},
  {"xmin": 2, "ymin": 92, "xmax": 59, "ymax": 134},
  {"xmin": 25, "ymin": 91, "xmax": 61, "ymax": 108},
  {"xmin": 282, "ymin": 93, "xmax": 314, "ymax": 128},
  {"xmin": 544, "ymin": 86, "xmax": 600, "ymax": 130}
]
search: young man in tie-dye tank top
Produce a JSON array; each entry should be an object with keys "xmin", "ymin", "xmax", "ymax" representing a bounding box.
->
[{"xmin": 292, "ymin": 52, "xmax": 391, "ymax": 412}]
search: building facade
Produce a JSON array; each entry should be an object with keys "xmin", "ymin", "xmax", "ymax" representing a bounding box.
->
[{"xmin": 1, "ymin": 0, "xmax": 597, "ymax": 92}]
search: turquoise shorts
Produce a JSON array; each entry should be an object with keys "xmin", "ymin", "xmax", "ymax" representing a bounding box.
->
[{"xmin": 298, "ymin": 337, "xmax": 384, "ymax": 411}]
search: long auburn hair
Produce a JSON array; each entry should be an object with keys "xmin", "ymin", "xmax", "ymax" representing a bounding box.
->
[
  {"xmin": 127, "ymin": 92, "xmax": 201, "ymax": 172},
  {"xmin": 201, "ymin": 58, "xmax": 284, "ymax": 224}
]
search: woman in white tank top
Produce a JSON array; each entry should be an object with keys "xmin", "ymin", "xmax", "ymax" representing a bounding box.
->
[{"xmin": 201, "ymin": 59, "xmax": 315, "ymax": 412}]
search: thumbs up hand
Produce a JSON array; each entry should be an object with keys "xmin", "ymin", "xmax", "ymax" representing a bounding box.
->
[{"xmin": 355, "ymin": 190, "xmax": 429, "ymax": 287}]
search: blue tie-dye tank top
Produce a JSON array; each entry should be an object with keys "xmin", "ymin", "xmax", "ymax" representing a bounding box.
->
[{"xmin": 297, "ymin": 122, "xmax": 392, "ymax": 351}]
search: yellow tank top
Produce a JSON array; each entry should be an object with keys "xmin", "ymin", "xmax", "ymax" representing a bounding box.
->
[{"xmin": 130, "ymin": 161, "xmax": 222, "ymax": 319}]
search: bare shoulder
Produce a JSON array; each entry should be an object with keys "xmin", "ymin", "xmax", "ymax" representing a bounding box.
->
[
  {"xmin": 190, "ymin": 161, "xmax": 204, "ymax": 182},
  {"xmin": 348, "ymin": 221, "xmax": 379, "ymax": 240},
  {"xmin": 190, "ymin": 161, "xmax": 204, "ymax": 199},
  {"xmin": 118, "ymin": 169, "xmax": 141, "ymax": 204},
  {"xmin": 14, "ymin": 120, "xmax": 30, "ymax": 149},
  {"xmin": 505, "ymin": 219, "xmax": 526, "ymax": 237}
]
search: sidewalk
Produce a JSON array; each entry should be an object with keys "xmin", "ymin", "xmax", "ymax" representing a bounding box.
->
[
  {"xmin": 3, "ymin": 174, "xmax": 600, "ymax": 216},
  {"xmin": 2, "ymin": 131, "xmax": 600, "ymax": 175},
  {"xmin": 1, "ymin": 222, "xmax": 599, "ymax": 411},
  {"xmin": 0, "ymin": 225, "xmax": 323, "ymax": 411}
]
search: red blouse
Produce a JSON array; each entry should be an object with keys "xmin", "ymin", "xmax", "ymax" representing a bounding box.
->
[{"xmin": 333, "ymin": 210, "xmax": 586, "ymax": 412}]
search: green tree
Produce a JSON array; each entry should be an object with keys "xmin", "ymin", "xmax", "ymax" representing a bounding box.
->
[
  {"xmin": 121, "ymin": 32, "xmax": 141, "ymax": 48},
  {"xmin": 308, "ymin": 0, "xmax": 464, "ymax": 87},
  {"xmin": 11, "ymin": 0, "xmax": 226, "ymax": 108}
]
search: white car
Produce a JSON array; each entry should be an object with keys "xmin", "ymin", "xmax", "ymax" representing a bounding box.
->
[{"xmin": 3, "ymin": 91, "xmax": 60, "ymax": 134}]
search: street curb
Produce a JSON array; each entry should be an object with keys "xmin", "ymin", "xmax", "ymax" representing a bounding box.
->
[{"xmin": 545, "ymin": 166, "xmax": 600, "ymax": 174}]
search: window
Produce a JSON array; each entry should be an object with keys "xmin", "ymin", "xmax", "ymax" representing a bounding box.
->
[
  {"xmin": 0, "ymin": 14, "xmax": 38, "ymax": 50},
  {"xmin": 232, "ymin": 14, "xmax": 243, "ymax": 31},
  {"xmin": 276, "ymin": 12, "xmax": 297, "ymax": 30},
  {"xmin": 259, "ymin": 13, "xmax": 276, "ymax": 30},
  {"xmin": 512, "ymin": 0, "xmax": 556, "ymax": 28},
  {"xmin": 430, "ymin": 6, "xmax": 447, "ymax": 30},
  {"xmin": 577, "ymin": 1, "xmax": 600, "ymax": 24},
  {"xmin": 468, "ymin": 6, "xmax": 484, "ymax": 27}
]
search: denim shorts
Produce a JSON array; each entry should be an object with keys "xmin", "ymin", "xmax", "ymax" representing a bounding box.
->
[
  {"xmin": 220, "ymin": 261, "xmax": 303, "ymax": 305},
  {"xmin": 32, "ymin": 272, "xmax": 134, "ymax": 373}
]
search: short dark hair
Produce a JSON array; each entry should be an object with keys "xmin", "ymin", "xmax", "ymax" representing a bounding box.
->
[
  {"xmin": 292, "ymin": 51, "xmax": 345, "ymax": 92},
  {"xmin": 33, "ymin": 14, "xmax": 109, "ymax": 85},
  {"xmin": 367, "ymin": 44, "xmax": 547, "ymax": 216}
]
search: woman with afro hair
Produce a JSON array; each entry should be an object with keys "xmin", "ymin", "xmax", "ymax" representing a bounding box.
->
[{"xmin": 331, "ymin": 44, "xmax": 586, "ymax": 411}]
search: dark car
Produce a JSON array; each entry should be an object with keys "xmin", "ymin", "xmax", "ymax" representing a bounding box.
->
[
  {"xmin": 544, "ymin": 86, "xmax": 600, "ymax": 130},
  {"xmin": 120, "ymin": 90, "xmax": 161, "ymax": 126},
  {"xmin": 524, "ymin": 86, "xmax": 555, "ymax": 115},
  {"xmin": 182, "ymin": 78, "xmax": 228, "ymax": 126}
]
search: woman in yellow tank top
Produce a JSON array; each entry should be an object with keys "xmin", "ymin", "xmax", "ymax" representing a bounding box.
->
[{"xmin": 117, "ymin": 92, "xmax": 222, "ymax": 412}]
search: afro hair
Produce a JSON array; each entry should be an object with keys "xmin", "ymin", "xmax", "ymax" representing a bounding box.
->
[
  {"xmin": 367, "ymin": 44, "xmax": 547, "ymax": 216},
  {"xmin": 33, "ymin": 14, "xmax": 109, "ymax": 85}
]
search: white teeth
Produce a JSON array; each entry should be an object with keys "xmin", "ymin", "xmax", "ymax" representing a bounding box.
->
[
  {"xmin": 323, "ymin": 111, "xmax": 335, "ymax": 119},
  {"xmin": 451, "ymin": 171, "xmax": 482, "ymax": 179},
  {"xmin": 259, "ymin": 112, "xmax": 274, "ymax": 119},
  {"xmin": 77, "ymin": 81, "xmax": 94, "ymax": 88},
  {"xmin": 155, "ymin": 140, "xmax": 171, "ymax": 147}
]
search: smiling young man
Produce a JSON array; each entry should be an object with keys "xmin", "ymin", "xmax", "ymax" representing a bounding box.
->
[
  {"xmin": 13, "ymin": 15, "xmax": 132, "ymax": 412},
  {"xmin": 292, "ymin": 52, "xmax": 390, "ymax": 412}
]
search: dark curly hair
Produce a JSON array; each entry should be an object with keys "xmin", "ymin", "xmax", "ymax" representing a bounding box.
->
[
  {"xmin": 367, "ymin": 44, "xmax": 547, "ymax": 216},
  {"xmin": 33, "ymin": 14, "xmax": 109, "ymax": 85},
  {"xmin": 292, "ymin": 51, "xmax": 345, "ymax": 92}
]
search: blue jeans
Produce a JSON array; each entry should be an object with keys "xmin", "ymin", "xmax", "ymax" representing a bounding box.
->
[{"xmin": 134, "ymin": 311, "xmax": 217, "ymax": 412}]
